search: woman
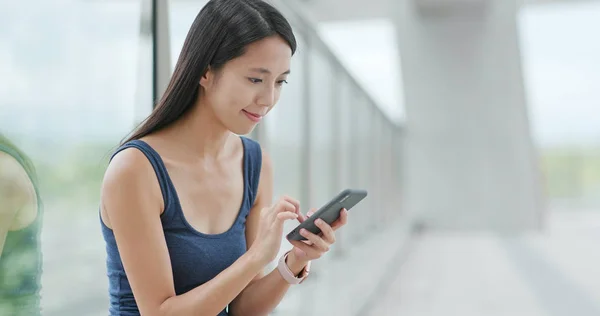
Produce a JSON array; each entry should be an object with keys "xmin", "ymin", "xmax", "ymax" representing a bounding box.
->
[
  {"xmin": 0, "ymin": 134, "xmax": 42, "ymax": 316},
  {"xmin": 100, "ymin": 0, "xmax": 348, "ymax": 315}
]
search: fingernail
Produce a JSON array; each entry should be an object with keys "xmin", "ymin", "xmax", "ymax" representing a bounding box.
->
[
  {"xmin": 316, "ymin": 219, "xmax": 323, "ymax": 224},
  {"xmin": 300, "ymin": 228, "xmax": 307, "ymax": 235}
]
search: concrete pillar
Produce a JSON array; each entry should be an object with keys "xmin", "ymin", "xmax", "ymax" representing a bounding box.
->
[{"xmin": 394, "ymin": 0, "xmax": 544, "ymax": 231}]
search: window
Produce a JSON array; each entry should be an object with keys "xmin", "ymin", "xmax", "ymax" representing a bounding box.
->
[{"xmin": 0, "ymin": 1, "xmax": 150, "ymax": 313}]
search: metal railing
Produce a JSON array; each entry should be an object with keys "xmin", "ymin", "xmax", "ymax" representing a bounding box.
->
[{"xmin": 255, "ymin": 0, "xmax": 405, "ymax": 250}]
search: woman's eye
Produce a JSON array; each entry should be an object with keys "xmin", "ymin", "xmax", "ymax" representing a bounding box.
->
[
  {"xmin": 248, "ymin": 78, "xmax": 263, "ymax": 84},
  {"xmin": 277, "ymin": 80, "xmax": 288, "ymax": 86}
]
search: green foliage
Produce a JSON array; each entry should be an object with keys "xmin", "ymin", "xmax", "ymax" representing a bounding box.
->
[
  {"xmin": 540, "ymin": 146, "xmax": 600, "ymax": 202},
  {"xmin": 34, "ymin": 142, "xmax": 115, "ymax": 208}
]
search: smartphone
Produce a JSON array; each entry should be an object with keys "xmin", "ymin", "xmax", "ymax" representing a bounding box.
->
[{"xmin": 286, "ymin": 189, "xmax": 368, "ymax": 241}]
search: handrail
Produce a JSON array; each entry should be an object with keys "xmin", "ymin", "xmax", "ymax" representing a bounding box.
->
[{"xmin": 270, "ymin": 0, "xmax": 404, "ymax": 129}]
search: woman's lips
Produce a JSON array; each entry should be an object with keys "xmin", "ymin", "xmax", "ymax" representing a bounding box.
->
[{"xmin": 242, "ymin": 110, "xmax": 262, "ymax": 122}]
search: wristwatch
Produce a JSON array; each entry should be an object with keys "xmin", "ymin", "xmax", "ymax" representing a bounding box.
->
[{"xmin": 277, "ymin": 251, "xmax": 311, "ymax": 284}]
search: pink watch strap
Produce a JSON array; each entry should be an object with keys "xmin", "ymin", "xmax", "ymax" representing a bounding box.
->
[{"xmin": 277, "ymin": 251, "xmax": 310, "ymax": 284}]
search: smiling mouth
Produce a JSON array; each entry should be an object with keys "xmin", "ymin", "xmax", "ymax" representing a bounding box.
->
[{"xmin": 242, "ymin": 110, "xmax": 263, "ymax": 122}]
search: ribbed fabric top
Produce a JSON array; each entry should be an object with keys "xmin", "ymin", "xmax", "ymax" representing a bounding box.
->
[{"xmin": 100, "ymin": 136, "xmax": 262, "ymax": 315}]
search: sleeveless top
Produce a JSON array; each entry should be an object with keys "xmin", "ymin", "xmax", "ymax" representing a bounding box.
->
[
  {"xmin": 100, "ymin": 136, "xmax": 262, "ymax": 316},
  {"xmin": 0, "ymin": 143, "xmax": 43, "ymax": 316}
]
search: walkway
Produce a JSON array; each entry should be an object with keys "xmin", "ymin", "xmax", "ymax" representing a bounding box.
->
[{"xmin": 366, "ymin": 210, "xmax": 600, "ymax": 316}]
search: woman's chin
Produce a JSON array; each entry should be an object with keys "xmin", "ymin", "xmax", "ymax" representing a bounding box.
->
[{"xmin": 228, "ymin": 122, "xmax": 258, "ymax": 136}]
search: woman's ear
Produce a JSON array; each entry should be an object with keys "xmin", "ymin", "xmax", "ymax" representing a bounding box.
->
[{"xmin": 199, "ymin": 67, "xmax": 212, "ymax": 88}]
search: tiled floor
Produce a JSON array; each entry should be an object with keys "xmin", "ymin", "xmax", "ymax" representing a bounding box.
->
[{"xmin": 366, "ymin": 211, "xmax": 600, "ymax": 316}]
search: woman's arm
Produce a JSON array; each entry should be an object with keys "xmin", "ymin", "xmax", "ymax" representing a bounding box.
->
[
  {"xmin": 101, "ymin": 148, "xmax": 273, "ymax": 316},
  {"xmin": 230, "ymin": 150, "xmax": 350, "ymax": 316},
  {"xmin": 228, "ymin": 152, "xmax": 307, "ymax": 316}
]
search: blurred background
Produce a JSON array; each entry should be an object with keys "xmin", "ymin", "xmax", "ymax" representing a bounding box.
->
[{"xmin": 0, "ymin": 0, "xmax": 599, "ymax": 315}]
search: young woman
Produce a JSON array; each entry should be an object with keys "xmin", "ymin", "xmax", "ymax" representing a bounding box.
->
[
  {"xmin": 99, "ymin": 0, "xmax": 348, "ymax": 315},
  {"xmin": 0, "ymin": 134, "xmax": 42, "ymax": 316}
]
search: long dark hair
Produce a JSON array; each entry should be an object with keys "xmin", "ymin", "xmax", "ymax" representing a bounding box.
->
[{"xmin": 122, "ymin": 0, "xmax": 297, "ymax": 144}]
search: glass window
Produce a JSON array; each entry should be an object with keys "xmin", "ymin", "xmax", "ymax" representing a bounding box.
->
[
  {"xmin": 168, "ymin": 0, "xmax": 209, "ymax": 71},
  {"xmin": 332, "ymin": 76, "xmax": 355, "ymax": 251},
  {"xmin": 383, "ymin": 122, "xmax": 392, "ymax": 223},
  {"xmin": 370, "ymin": 110, "xmax": 384, "ymax": 228},
  {"xmin": 519, "ymin": 3, "xmax": 600, "ymax": 209},
  {"xmin": 0, "ymin": 1, "xmax": 149, "ymax": 314},
  {"xmin": 381, "ymin": 118, "xmax": 396, "ymax": 224},
  {"xmin": 336, "ymin": 77, "xmax": 354, "ymax": 192},
  {"xmin": 308, "ymin": 49, "xmax": 335, "ymax": 209},
  {"xmin": 393, "ymin": 126, "xmax": 404, "ymax": 221},
  {"xmin": 341, "ymin": 89, "xmax": 368, "ymax": 241},
  {"xmin": 355, "ymin": 97, "xmax": 373, "ymax": 238}
]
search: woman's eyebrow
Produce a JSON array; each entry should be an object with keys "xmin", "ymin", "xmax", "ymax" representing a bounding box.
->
[{"xmin": 249, "ymin": 67, "xmax": 291, "ymax": 75}]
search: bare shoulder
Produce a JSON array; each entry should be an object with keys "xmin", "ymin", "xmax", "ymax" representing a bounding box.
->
[
  {"xmin": 100, "ymin": 146, "xmax": 177, "ymax": 313},
  {"xmin": 102, "ymin": 147, "xmax": 153, "ymax": 185},
  {"xmin": 0, "ymin": 152, "xmax": 33, "ymax": 216},
  {"xmin": 100, "ymin": 147, "xmax": 163, "ymax": 228},
  {"xmin": 0, "ymin": 152, "xmax": 29, "ymax": 185}
]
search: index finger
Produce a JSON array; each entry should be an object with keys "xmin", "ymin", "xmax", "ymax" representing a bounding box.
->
[
  {"xmin": 296, "ymin": 213, "xmax": 307, "ymax": 223},
  {"xmin": 281, "ymin": 195, "xmax": 301, "ymax": 215},
  {"xmin": 280, "ymin": 196, "xmax": 305, "ymax": 223}
]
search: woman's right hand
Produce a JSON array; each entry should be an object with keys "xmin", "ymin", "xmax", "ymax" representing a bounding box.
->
[{"xmin": 249, "ymin": 196, "xmax": 305, "ymax": 265}]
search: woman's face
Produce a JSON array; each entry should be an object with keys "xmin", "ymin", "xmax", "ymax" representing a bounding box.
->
[{"xmin": 200, "ymin": 35, "xmax": 292, "ymax": 135}]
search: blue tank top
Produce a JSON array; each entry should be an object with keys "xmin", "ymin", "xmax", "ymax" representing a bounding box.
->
[
  {"xmin": 0, "ymin": 143, "xmax": 43, "ymax": 316},
  {"xmin": 100, "ymin": 136, "xmax": 262, "ymax": 316}
]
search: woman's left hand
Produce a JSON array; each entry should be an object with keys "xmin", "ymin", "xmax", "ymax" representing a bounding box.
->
[{"xmin": 287, "ymin": 208, "xmax": 348, "ymax": 265}]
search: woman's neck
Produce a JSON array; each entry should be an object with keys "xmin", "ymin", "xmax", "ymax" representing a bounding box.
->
[{"xmin": 155, "ymin": 103, "xmax": 234, "ymax": 162}]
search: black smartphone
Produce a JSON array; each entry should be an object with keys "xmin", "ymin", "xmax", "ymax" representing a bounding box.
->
[{"xmin": 286, "ymin": 189, "xmax": 368, "ymax": 242}]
